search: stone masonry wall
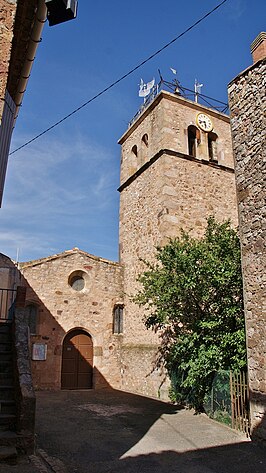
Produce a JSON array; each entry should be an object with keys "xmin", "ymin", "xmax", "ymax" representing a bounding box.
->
[
  {"xmin": 119, "ymin": 154, "xmax": 238, "ymax": 397},
  {"xmin": 120, "ymin": 154, "xmax": 238, "ymax": 341},
  {"xmin": 228, "ymin": 59, "xmax": 266, "ymax": 441},
  {"xmin": 119, "ymin": 92, "xmax": 234, "ymax": 186},
  {"xmin": 20, "ymin": 249, "xmax": 124, "ymax": 390},
  {"xmin": 14, "ymin": 307, "xmax": 36, "ymax": 453},
  {"xmin": 121, "ymin": 345, "xmax": 170, "ymax": 400},
  {"xmin": 119, "ymin": 92, "xmax": 238, "ymax": 398}
]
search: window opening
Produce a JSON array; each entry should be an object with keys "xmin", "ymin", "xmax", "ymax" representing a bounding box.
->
[
  {"xmin": 188, "ymin": 125, "xmax": 198, "ymax": 157},
  {"xmin": 113, "ymin": 305, "xmax": 123, "ymax": 334},
  {"xmin": 131, "ymin": 145, "xmax": 138, "ymax": 157},
  {"xmin": 68, "ymin": 271, "xmax": 86, "ymax": 291},
  {"xmin": 70, "ymin": 275, "xmax": 85, "ymax": 291},
  {"xmin": 208, "ymin": 131, "xmax": 218, "ymax": 161},
  {"xmin": 142, "ymin": 134, "xmax": 149, "ymax": 147}
]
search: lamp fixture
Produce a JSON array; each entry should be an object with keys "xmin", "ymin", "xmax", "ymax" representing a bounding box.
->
[{"xmin": 45, "ymin": 0, "xmax": 78, "ymax": 27}]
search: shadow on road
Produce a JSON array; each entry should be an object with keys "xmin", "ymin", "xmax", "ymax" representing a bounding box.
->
[{"xmin": 35, "ymin": 388, "xmax": 266, "ymax": 473}]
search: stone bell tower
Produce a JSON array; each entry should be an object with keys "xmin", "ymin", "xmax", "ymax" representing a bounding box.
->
[{"xmin": 118, "ymin": 90, "xmax": 238, "ymax": 398}]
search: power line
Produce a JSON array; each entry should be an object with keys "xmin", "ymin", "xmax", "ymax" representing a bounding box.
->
[{"xmin": 10, "ymin": 0, "xmax": 229, "ymax": 156}]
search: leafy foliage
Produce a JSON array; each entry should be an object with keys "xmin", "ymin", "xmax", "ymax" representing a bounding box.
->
[{"xmin": 135, "ymin": 218, "xmax": 246, "ymax": 411}]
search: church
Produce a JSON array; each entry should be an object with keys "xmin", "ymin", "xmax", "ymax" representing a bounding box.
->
[{"xmin": 2, "ymin": 86, "xmax": 238, "ymax": 398}]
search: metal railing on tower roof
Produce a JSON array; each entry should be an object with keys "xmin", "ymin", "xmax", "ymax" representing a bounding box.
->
[{"xmin": 128, "ymin": 78, "xmax": 229, "ymax": 128}]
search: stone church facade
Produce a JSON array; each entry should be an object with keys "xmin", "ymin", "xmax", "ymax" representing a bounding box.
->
[
  {"xmin": 19, "ymin": 249, "xmax": 124, "ymax": 390},
  {"xmin": 12, "ymin": 90, "xmax": 239, "ymax": 398}
]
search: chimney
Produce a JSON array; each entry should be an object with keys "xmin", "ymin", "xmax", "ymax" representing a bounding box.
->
[{"xmin": 250, "ymin": 32, "xmax": 266, "ymax": 63}]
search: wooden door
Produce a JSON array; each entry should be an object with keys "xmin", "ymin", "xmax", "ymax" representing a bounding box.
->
[{"xmin": 61, "ymin": 330, "xmax": 93, "ymax": 389}]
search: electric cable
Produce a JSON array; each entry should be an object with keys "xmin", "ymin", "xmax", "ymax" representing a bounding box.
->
[{"xmin": 10, "ymin": 0, "xmax": 229, "ymax": 156}]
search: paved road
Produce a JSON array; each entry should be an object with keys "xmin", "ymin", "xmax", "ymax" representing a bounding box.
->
[
  {"xmin": 35, "ymin": 389, "xmax": 265, "ymax": 473},
  {"xmin": 0, "ymin": 388, "xmax": 265, "ymax": 473}
]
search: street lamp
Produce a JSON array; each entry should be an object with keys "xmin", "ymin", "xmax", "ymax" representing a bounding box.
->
[{"xmin": 45, "ymin": 0, "xmax": 78, "ymax": 26}]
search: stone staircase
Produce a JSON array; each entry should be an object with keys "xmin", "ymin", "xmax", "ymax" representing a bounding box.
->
[
  {"xmin": 0, "ymin": 286, "xmax": 36, "ymax": 462},
  {"xmin": 0, "ymin": 322, "xmax": 19, "ymax": 462}
]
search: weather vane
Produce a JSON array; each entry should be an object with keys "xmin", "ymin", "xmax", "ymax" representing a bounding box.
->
[
  {"xmin": 170, "ymin": 67, "xmax": 181, "ymax": 94},
  {"xmin": 194, "ymin": 79, "xmax": 203, "ymax": 103},
  {"xmin": 138, "ymin": 78, "xmax": 155, "ymax": 103}
]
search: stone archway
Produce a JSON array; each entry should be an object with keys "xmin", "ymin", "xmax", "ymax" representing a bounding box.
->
[{"xmin": 61, "ymin": 329, "xmax": 93, "ymax": 389}]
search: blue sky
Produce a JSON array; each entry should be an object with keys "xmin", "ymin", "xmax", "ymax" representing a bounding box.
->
[{"xmin": 1, "ymin": 0, "xmax": 265, "ymax": 262}]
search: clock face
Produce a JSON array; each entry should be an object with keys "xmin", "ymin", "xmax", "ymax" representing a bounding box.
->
[{"xmin": 196, "ymin": 113, "xmax": 213, "ymax": 132}]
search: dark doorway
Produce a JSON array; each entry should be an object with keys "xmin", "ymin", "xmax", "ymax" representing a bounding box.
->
[{"xmin": 61, "ymin": 329, "xmax": 93, "ymax": 389}]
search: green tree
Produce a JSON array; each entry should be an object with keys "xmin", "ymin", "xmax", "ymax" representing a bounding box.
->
[{"xmin": 135, "ymin": 218, "xmax": 246, "ymax": 411}]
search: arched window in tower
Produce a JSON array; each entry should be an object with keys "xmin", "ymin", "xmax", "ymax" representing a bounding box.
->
[
  {"xmin": 142, "ymin": 134, "xmax": 149, "ymax": 147},
  {"xmin": 187, "ymin": 125, "xmax": 199, "ymax": 157},
  {"xmin": 140, "ymin": 134, "xmax": 149, "ymax": 165},
  {"xmin": 131, "ymin": 145, "xmax": 138, "ymax": 157},
  {"xmin": 208, "ymin": 131, "xmax": 218, "ymax": 161},
  {"xmin": 113, "ymin": 305, "xmax": 123, "ymax": 334},
  {"xmin": 25, "ymin": 303, "xmax": 38, "ymax": 335}
]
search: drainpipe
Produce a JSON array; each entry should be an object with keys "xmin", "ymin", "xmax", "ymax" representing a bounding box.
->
[{"xmin": 13, "ymin": 0, "xmax": 47, "ymax": 124}]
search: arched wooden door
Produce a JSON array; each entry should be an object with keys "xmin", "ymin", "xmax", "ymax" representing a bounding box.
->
[{"xmin": 61, "ymin": 329, "xmax": 93, "ymax": 389}]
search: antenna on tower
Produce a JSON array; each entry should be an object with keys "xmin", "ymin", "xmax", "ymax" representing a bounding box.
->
[
  {"xmin": 194, "ymin": 79, "xmax": 203, "ymax": 103},
  {"xmin": 15, "ymin": 247, "xmax": 20, "ymax": 267}
]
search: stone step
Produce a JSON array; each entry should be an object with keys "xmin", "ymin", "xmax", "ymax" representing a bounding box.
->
[
  {"xmin": 0, "ymin": 334, "xmax": 12, "ymax": 344},
  {"xmin": 0, "ymin": 414, "xmax": 16, "ymax": 431},
  {"xmin": 0, "ymin": 351, "xmax": 12, "ymax": 362},
  {"xmin": 0, "ymin": 445, "xmax": 17, "ymax": 462},
  {"xmin": 0, "ymin": 325, "xmax": 11, "ymax": 334},
  {"xmin": 0, "ymin": 342, "xmax": 12, "ymax": 352},
  {"xmin": 0, "ymin": 377, "xmax": 13, "ymax": 387},
  {"xmin": 0, "ymin": 361, "xmax": 13, "ymax": 374},
  {"xmin": 0, "ymin": 431, "xmax": 24, "ymax": 449},
  {"xmin": 0, "ymin": 386, "xmax": 14, "ymax": 399},
  {"xmin": 0, "ymin": 400, "xmax": 16, "ymax": 415}
]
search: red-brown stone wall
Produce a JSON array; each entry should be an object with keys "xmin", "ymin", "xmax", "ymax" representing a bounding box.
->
[{"xmin": 20, "ymin": 250, "xmax": 124, "ymax": 390}]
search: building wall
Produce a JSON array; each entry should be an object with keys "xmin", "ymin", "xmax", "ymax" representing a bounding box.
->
[
  {"xmin": 0, "ymin": 253, "xmax": 16, "ymax": 286},
  {"xmin": 0, "ymin": 0, "xmax": 17, "ymax": 119},
  {"xmin": 0, "ymin": 253, "xmax": 22, "ymax": 323},
  {"xmin": 118, "ymin": 92, "xmax": 238, "ymax": 398},
  {"xmin": 20, "ymin": 250, "xmax": 124, "ymax": 390},
  {"xmin": 0, "ymin": 251, "xmax": 21, "ymax": 292},
  {"xmin": 228, "ymin": 57, "xmax": 266, "ymax": 441}
]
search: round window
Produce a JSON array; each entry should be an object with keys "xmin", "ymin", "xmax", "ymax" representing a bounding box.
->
[{"xmin": 68, "ymin": 271, "xmax": 86, "ymax": 291}]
